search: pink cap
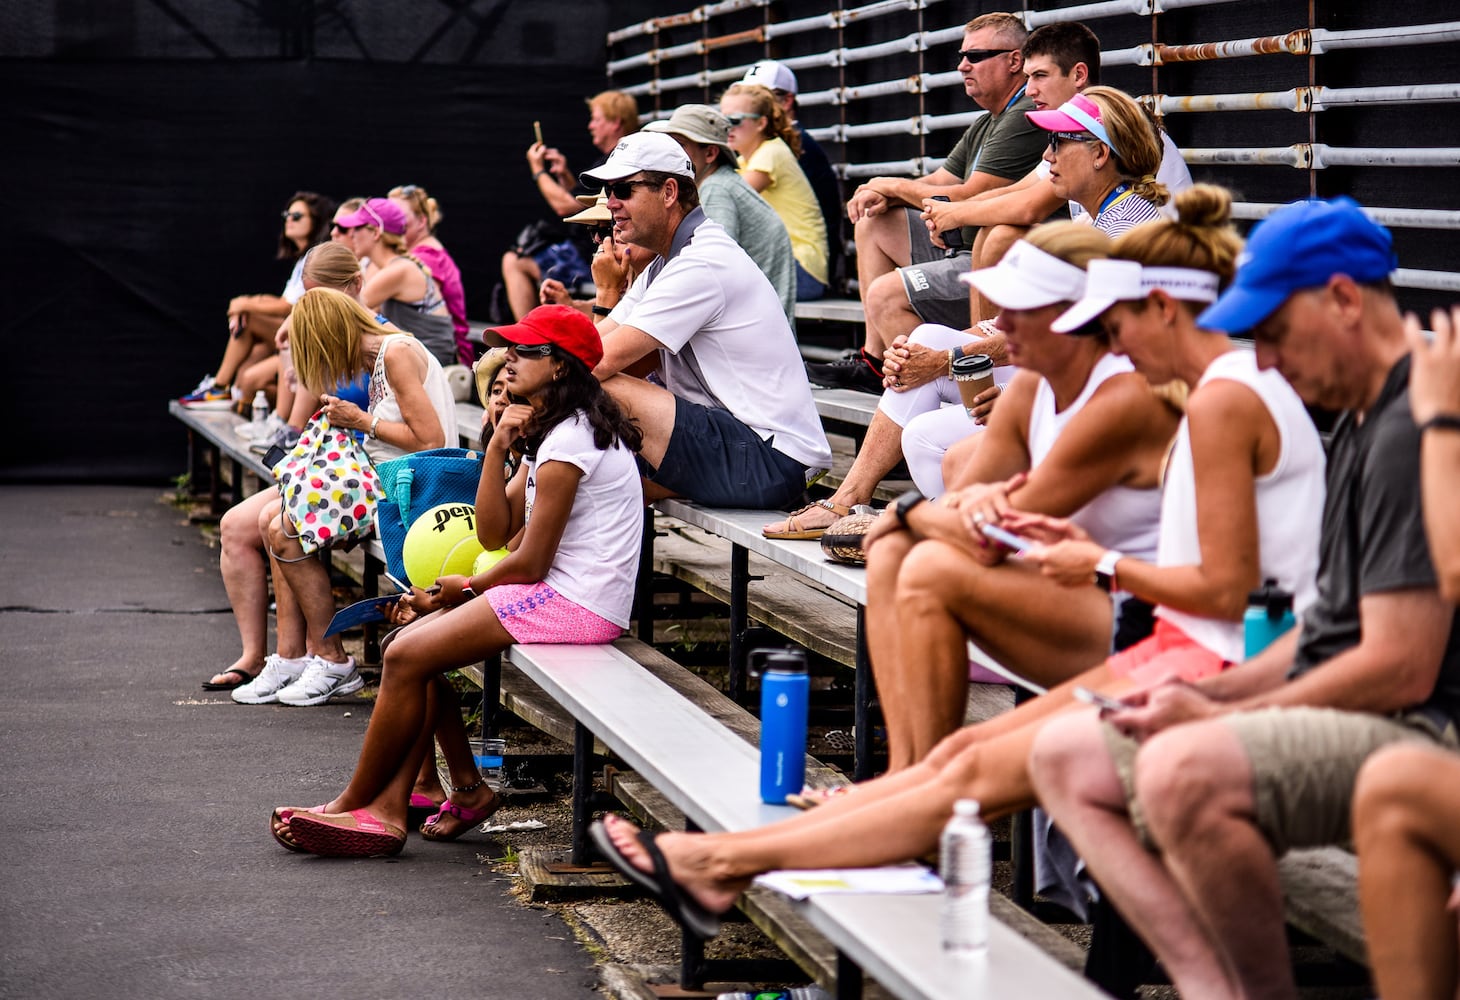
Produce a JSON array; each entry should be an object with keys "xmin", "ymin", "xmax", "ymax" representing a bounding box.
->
[{"xmin": 334, "ymin": 197, "xmax": 407, "ymax": 235}]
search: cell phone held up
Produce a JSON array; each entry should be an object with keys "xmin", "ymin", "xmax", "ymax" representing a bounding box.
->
[
  {"xmin": 1073, "ymin": 686, "xmax": 1128, "ymax": 714},
  {"xmin": 930, "ymin": 194, "xmax": 964, "ymax": 255}
]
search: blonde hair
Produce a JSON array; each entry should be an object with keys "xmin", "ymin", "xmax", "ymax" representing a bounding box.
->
[
  {"xmin": 587, "ymin": 90, "xmax": 640, "ymax": 134},
  {"xmin": 301, "ymin": 241, "xmax": 362, "ymax": 293},
  {"xmin": 965, "ymin": 11, "xmax": 1028, "ymax": 48},
  {"xmin": 1083, "ymin": 86, "xmax": 1168, "ymax": 207},
  {"xmin": 290, "ymin": 287, "xmax": 378, "ymax": 395},
  {"xmin": 1111, "ymin": 185, "xmax": 1243, "ymax": 323},
  {"xmin": 389, "ymin": 184, "xmax": 442, "ymax": 233},
  {"xmin": 723, "ymin": 82, "xmax": 801, "ymax": 158}
]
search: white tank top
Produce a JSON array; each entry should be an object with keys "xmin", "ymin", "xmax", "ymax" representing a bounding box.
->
[
  {"xmin": 1027, "ymin": 352, "xmax": 1162, "ymax": 564},
  {"xmin": 1156, "ymin": 351, "xmax": 1325, "ymax": 660},
  {"xmin": 364, "ymin": 333, "xmax": 460, "ymax": 462}
]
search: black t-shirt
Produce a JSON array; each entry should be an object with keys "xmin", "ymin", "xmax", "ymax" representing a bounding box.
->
[{"xmin": 1291, "ymin": 354, "xmax": 1460, "ymax": 727}]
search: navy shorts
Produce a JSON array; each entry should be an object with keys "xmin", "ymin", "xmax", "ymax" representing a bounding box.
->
[{"xmin": 641, "ymin": 397, "xmax": 809, "ymax": 509}]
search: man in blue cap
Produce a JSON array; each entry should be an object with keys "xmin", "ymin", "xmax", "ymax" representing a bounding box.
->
[{"xmin": 1029, "ymin": 197, "xmax": 1460, "ymax": 999}]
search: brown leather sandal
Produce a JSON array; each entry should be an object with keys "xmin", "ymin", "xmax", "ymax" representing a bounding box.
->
[{"xmin": 762, "ymin": 498, "xmax": 852, "ymax": 540}]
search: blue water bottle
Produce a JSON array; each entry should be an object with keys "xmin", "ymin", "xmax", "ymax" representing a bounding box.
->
[
  {"xmin": 1244, "ymin": 579, "xmax": 1296, "ymax": 658},
  {"xmin": 753, "ymin": 648, "xmax": 809, "ymax": 804}
]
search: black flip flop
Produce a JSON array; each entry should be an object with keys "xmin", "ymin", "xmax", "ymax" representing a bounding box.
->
[
  {"xmin": 201, "ymin": 668, "xmax": 256, "ymax": 691},
  {"xmin": 589, "ymin": 818, "xmax": 721, "ymax": 939}
]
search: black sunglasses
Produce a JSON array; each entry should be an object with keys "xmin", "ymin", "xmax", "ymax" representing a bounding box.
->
[
  {"xmin": 506, "ymin": 343, "xmax": 554, "ymax": 357},
  {"xmin": 281, "ymin": 211, "xmax": 306, "ymax": 221},
  {"xmin": 725, "ymin": 112, "xmax": 764, "ymax": 126},
  {"xmin": 331, "ymin": 222, "xmax": 360, "ymax": 233},
  {"xmin": 604, "ymin": 179, "xmax": 661, "ymax": 200},
  {"xmin": 958, "ymin": 47, "xmax": 1016, "ymax": 64},
  {"xmin": 1046, "ymin": 130, "xmax": 1099, "ymax": 151},
  {"xmin": 590, "ymin": 224, "xmax": 613, "ymax": 244}
]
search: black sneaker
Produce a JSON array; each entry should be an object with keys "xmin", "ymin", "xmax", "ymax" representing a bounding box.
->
[{"xmin": 805, "ymin": 353, "xmax": 885, "ymax": 394}]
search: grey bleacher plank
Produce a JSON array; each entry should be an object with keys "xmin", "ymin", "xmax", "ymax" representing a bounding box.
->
[
  {"xmin": 1277, "ymin": 847, "xmax": 1364, "ymax": 965},
  {"xmin": 655, "ymin": 500, "xmax": 867, "ymax": 606},
  {"xmin": 812, "ymin": 387, "xmax": 882, "ymax": 428},
  {"xmin": 796, "ymin": 299, "xmax": 866, "ymax": 325},
  {"xmin": 506, "ymin": 641, "xmax": 801, "ymax": 834},
  {"xmin": 801, "ymin": 893, "xmax": 1105, "ymax": 1000},
  {"xmin": 455, "ymin": 400, "xmax": 485, "ymax": 448}
]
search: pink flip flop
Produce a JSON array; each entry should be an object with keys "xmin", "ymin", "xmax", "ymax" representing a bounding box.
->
[
  {"xmin": 270, "ymin": 804, "xmax": 327, "ymax": 852},
  {"xmin": 419, "ymin": 793, "xmax": 502, "ymax": 842},
  {"xmin": 288, "ymin": 808, "xmax": 407, "ymax": 858}
]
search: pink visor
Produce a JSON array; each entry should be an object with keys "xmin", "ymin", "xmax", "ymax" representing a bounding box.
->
[{"xmin": 1025, "ymin": 93, "xmax": 1119, "ymax": 157}]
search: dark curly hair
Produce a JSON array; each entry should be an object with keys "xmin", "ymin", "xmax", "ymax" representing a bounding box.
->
[
  {"xmin": 518, "ymin": 347, "xmax": 643, "ymax": 458},
  {"xmin": 278, "ymin": 190, "xmax": 337, "ymax": 260}
]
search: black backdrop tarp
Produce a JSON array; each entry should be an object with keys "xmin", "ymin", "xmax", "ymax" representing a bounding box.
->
[{"xmin": 0, "ymin": 2, "xmax": 662, "ymax": 482}]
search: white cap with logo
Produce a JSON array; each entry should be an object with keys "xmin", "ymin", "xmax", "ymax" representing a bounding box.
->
[
  {"xmin": 741, "ymin": 59, "xmax": 797, "ymax": 95},
  {"xmin": 579, "ymin": 132, "xmax": 696, "ymax": 188}
]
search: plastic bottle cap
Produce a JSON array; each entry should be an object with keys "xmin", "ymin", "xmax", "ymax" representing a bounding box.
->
[{"xmin": 953, "ymin": 799, "xmax": 980, "ymax": 818}]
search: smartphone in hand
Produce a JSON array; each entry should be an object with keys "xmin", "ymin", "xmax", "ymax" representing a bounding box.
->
[
  {"xmin": 929, "ymin": 194, "xmax": 964, "ymax": 253},
  {"xmin": 533, "ymin": 120, "xmax": 544, "ymax": 145},
  {"xmin": 1073, "ymin": 686, "xmax": 1128, "ymax": 713},
  {"xmin": 980, "ymin": 522, "xmax": 1034, "ymax": 553}
]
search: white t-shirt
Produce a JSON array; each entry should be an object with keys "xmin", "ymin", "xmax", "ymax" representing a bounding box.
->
[
  {"xmin": 524, "ymin": 412, "xmax": 644, "ymax": 628},
  {"xmin": 282, "ymin": 255, "xmax": 307, "ymax": 304},
  {"xmin": 610, "ymin": 211, "xmax": 832, "ymax": 473}
]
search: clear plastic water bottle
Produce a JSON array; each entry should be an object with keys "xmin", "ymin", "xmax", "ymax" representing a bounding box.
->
[
  {"xmin": 940, "ymin": 798, "xmax": 991, "ymax": 956},
  {"xmin": 753, "ymin": 648, "xmax": 809, "ymax": 804},
  {"xmin": 250, "ymin": 390, "xmax": 270, "ymax": 428}
]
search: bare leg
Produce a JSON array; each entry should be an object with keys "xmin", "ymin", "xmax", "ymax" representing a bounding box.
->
[
  {"xmin": 863, "ymin": 271, "xmax": 924, "ymax": 359},
  {"xmin": 1138, "ymin": 721, "xmax": 1297, "ymax": 1000},
  {"xmin": 1031, "ymin": 712, "xmax": 1243, "ymax": 999},
  {"xmin": 266, "ymin": 514, "xmax": 350, "ymax": 663},
  {"xmin": 1354, "ymin": 744, "xmax": 1460, "ymax": 1000},
  {"xmin": 762, "ymin": 410, "xmax": 908, "ymax": 535},
  {"xmin": 969, "ymin": 224, "xmax": 1025, "ymax": 321},
  {"xmin": 326, "ymin": 599, "xmax": 514, "ymax": 819},
  {"xmin": 502, "ymin": 251, "xmax": 542, "ymax": 321},
  {"xmin": 600, "ymin": 374, "xmax": 681, "ymax": 470},
  {"xmin": 236, "ymin": 352, "xmax": 280, "ymax": 408},
  {"xmin": 275, "ymin": 344, "xmax": 297, "ymax": 427},
  {"xmin": 212, "ymin": 329, "xmax": 256, "ymax": 389},
  {"xmin": 854, "ymin": 210, "xmax": 913, "ymax": 355},
  {"xmin": 210, "ymin": 489, "xmax": 279, "ymax": 684}
]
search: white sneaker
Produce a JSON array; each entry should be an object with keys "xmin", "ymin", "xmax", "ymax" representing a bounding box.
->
[
  {"xmin": 231, "ymin": 654, "xmax": 309, "ymax": 704},
  {"xmin": 277, "ymin": 656, "xmax": 364, "ymax": 707},
  {"xmin": 236, "ymin": 412, "xmax": 284, "ymax": 443}
]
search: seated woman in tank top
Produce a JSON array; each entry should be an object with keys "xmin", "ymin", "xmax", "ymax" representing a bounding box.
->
[
  {"xmin": 582, "ymin": 187, "xmax": 1327, "ymax": 940},
  {"xmin": 336, "ymin": 197, "xmax": 458, "ymax": 368}
]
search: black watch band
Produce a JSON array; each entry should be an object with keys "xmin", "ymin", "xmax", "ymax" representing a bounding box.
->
[
  {"xmin": 591, "ymin": 304, "xmax": 613, "ymax": 317},
  {"xmin": 893, "ymin": 490, "xmax": 924, "ymax": 528},
  {"xmin": 1419, "ymin": 413, "xmax": 1460, "ymax": 435}
]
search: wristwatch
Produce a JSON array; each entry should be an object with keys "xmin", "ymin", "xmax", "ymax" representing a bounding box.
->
[
  {"xmin": 1419, "ymin": 413, "xmax": 1460, "ymax": 435},
  {"xmin": 893, "ymin": 490, "xmax": 925, "ymax": 528},
  {"xmin": 1095, "ymin": 549, "xmax": 1124, "ymax": 592},
  {"xmin": 460, "ymin": 582, "xmax": 478, "ymax": 602}
]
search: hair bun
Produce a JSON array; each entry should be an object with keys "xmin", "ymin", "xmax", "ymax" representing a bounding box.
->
[{"xmin": 1174, "ymin": 184, "xmax": 1232, "ymax": 228}]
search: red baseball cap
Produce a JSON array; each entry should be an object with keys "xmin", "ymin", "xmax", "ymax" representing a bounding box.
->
[{"xmin": 491, "ymin": 304, "xmax": 604, "ymax": 370}]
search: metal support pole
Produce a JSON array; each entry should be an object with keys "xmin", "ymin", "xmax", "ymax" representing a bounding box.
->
[
  {"xmin": 728, "ymin": 544, "xmax": 750, "ymax": 703},
  {"xmin": 836, "ymin": 950, "xmax": 863, "ymax": 999},
  {"xmin": 481, "ymin": 652, "xmax": 502, "ymax": 739},
  {"xmin": 636, "ymin": 506, "xmax": 656, "ymax": 644},
  {"xmin": 571, "ymin": 720, "xmax": 593, "ymax": 866},
  {"xmin": 853, "ymin": 606, "xmax": 875, "ymax": 781}
]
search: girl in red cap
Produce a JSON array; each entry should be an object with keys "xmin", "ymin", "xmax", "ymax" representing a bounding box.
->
[{"xmin": 273, "ymin": 305, "xmax": 645, "ymax": 856}]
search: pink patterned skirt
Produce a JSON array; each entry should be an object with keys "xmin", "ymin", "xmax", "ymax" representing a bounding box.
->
[{"xmin": 487, "ymin": 581, "xmax": 623, "ymax": 644}]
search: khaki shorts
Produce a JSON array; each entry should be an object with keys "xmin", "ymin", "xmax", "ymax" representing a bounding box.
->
[{"xmin": 1102, "ymin": 707, "xmax": 1456, "ymax": 855}]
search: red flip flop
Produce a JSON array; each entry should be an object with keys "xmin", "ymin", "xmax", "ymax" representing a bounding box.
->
[{"xmin": 289, "ymin": 808, "xmax": 407, "ymax": 858}]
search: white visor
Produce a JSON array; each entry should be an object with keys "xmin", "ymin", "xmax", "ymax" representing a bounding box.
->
[
  {"xmin": 1052, "ymin": 261, "xmax": 1222, "ymax": 333},
  {"xmin": 958, "ymin": 240, "xmax": 1088, "ymax": 310}
]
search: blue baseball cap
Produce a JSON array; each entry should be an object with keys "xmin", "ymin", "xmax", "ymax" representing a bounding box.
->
[{"xmin": 1198, "ymin": 197, "xmax": 1396, "ymax": 334}]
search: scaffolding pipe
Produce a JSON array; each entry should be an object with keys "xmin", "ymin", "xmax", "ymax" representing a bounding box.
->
[
  {"xmin": 1231, "ymin": 203, "xmax": 1460, "ymax": 231},
  {"xmin": 1182, "ymin": 145, "xmax": 1460, "ymax": 168},
  {"xmin": 763, "ymin": 12, "xmax": 839, "ymax": 39},
  {"xmin": 1395, "ymin": 269, "xmax": 1460, "ymax": 294},
  {"xmin": 1311, "ymin": 21, "xmax": 1460, "ymax": 53},
  {"xmin": 1152, "ymin": 84, "xmax": 1460, "ymax": 114}
]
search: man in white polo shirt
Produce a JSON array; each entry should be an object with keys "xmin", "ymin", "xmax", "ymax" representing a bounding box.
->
[{"xmin": 583, "ymin": 132, "xmax": 832, "ymax": 508}]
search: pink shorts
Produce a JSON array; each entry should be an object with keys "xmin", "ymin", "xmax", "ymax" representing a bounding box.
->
[
  {"xmin": 487, "ymin": 581, "xmax": 623, "ymax": 645},
  {"xmin": 1104, "ymin": 618, "xmax": 1230, "ymax": 688}
]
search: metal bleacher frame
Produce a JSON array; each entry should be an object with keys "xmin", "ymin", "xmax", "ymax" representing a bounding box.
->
[{"xmin": 606, "ymin": 0, "xmax": 1460, "ymax": 303}]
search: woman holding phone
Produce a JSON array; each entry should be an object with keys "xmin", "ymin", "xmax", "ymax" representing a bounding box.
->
[
  {"xmin": 583, "ymin": 187, "xmax": 1326, "ymax": 938},
  {"xmin": 271, "ymin": 305, "xmax": 644, "ymax": 857}
]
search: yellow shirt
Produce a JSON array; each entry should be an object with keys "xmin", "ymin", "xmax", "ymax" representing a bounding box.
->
[{"xmin": 739, "ymin": 136, "xmax": 829, "ymax": 287}]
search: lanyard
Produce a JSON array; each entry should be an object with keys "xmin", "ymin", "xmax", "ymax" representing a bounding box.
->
[
  {"xmin": 1094, "ymin": 183, "xmax": 1133, "ymax": 223},
  {"xmin": 970, "ymin": 84, "xmax": 1028, "ymax": 175}
]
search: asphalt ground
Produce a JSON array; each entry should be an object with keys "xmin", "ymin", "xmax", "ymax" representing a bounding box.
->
[{"xmin": 0, "ymin": 485, "xmax": 599, "ymax": 1000}]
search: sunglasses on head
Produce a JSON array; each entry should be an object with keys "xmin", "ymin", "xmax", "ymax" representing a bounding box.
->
[
  {"xmin": 507, "ymin": 342, "xmax": 554, "ymax": 357},
  {"xmin": 1046, "ymin": 130, "xmax": 1100, "ymax": 151},
  {"xmin": 959, "ymin": 47, "xmax": 1016, "ymax": 64},
  {"xmin": 604, "ymin": 179, "xmax": 660, "ymax": 200},
  {"xmin": 281, "ymin": 211, "xmax": 306, "ymax": 221},
  {"xmin": 725, "ymin": 112, "xmax": 764, "ymax": 126}
]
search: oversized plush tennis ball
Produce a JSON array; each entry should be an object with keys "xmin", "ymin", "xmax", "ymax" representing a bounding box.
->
[
  {"xmin": 473, "ymin": 547, "xmax": 509, "ymax": 576},
  {"xmin": 403, "ymin": 503, "xmax": 485, "ymax": 588}
]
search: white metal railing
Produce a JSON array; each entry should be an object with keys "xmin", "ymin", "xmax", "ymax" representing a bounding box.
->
[
  {"xmin": 1182, "ymin": 145, "xmax": 1460, "ymax": 169},
  {"xmin": 1151, "ymin": 83, "xmax": 1460, "ymax": 114}
]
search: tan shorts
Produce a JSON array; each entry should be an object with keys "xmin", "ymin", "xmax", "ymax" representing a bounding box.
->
[{"xmin": 1102, "ymin": 707, "xmax": 1456, "ymax": 855}]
